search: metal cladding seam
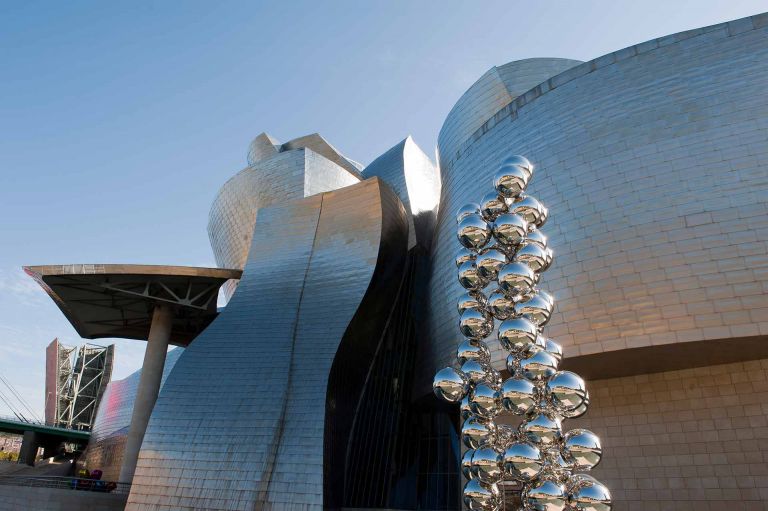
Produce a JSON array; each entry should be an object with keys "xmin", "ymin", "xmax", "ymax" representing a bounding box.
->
[
  {"xmin": 422, "ymin": 14, "xmax": 768, "ymax": 398},
  {"xmin": 126, "ymin": 177, "xmax": 408, "ymax": 511}
]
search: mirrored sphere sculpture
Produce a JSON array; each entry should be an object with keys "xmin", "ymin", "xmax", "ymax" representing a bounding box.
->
[
  {"xmin": 432, "ymin": 366, "xmax": 468, "ymax": 402},
  {"xmin": 434, "ymin": 155, "xmax": 610, "ymax": 510},
  {"xmin": 458, "ymin": 214, "xmax": 492, "ymax": 250}
]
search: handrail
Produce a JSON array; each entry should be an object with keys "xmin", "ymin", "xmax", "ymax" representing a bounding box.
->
[{"xmin": 0, "ymin": 475, "xmax": 131, "ymax": 495}]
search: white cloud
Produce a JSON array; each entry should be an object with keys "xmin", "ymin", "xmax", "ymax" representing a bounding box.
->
[{"xmin": 0, "ymin": 268, "xmax": 46, "ymax": 306}]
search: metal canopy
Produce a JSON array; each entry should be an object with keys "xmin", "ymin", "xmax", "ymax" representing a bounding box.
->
[{"xmin": 24, "ymin": 264, "xmax": 242, "ymax": 347}]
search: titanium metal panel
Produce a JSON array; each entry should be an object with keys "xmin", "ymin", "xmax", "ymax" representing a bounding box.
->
[
  {"xmin": 436, "ymin": 58, "xmax": 582, "ymax": 167},
  {"xmin": 126, "ymin": 177, "xmax": 408, "ymax": 511},
  {"xmin": 208, "ymin": 147, "xmax": 360, "ymax": 299},
  {"xmin": 83, "ymin": 348, "xmax": 183, "ymax": 481},
  {"xmin": 423, "ymin": 15, "xmax": 768, "ymax": 397},
  {"xmin": 363, "ymin": 136, "xmax": 441, "ymax": 249}
]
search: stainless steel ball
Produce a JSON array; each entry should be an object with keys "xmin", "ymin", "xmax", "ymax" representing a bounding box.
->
[
  {"xmin": 520, "ymin": 350, "xmax": 559, "ymax": 381},
  {"xmin": 462, "ymin": 449, "xmax": 476, "ymax": 480},
  {"xmin": 502, "ymin": 154, "xmax": 533, "ymax": 176},
  {"xmin": 471, "ymin": 447, "xmax": 504, "ymax": 483},
  {"xmin": 526, "ymin": 229, "xmax": 548, "ymax": 250},
  {"xmin": 487, "ymin": 289, "xmax": 515, "ymax": 320},
  {"xmin": 458, "ymin": 291, "xmax": 487, "ymax": 315},
  {"xmin": 562, "ymin": 396, "xmax": 590, "ymax": 418},
  {"xmin": 458, "ymin": 260, "xmax": 487, "ymax": 291},
  {"xmin": 523, "ymin": 479, "xmax": 567, "ymax": 511},
  {"xmin": 567, "ymin": 475, "xmax": 612, "ymax": 511},
  {"xmin": 494, "ymin": 160, "xmax": 531, "ymax": 198},
  {"xmin": 463, "ymin": 479, "xmax": 501, "ymax": 511},
  {"xmin": 456, "ymin": 247, "xmax": 477, "ymax": 267},
  {"xmin": 476, "ymin": 248, "xmax": 507, "ymax": 281},
  {"xmin": 498, "ymin": 317, "xmax": 539, "ymax": 353},
  {"xmin": 562, "ymin": 429, "xmax": 602, "ymax": 471},
  {"xmin": 461, "ymin": 395, "xmax": 474, "ymax": 420},
  {"xmin": 491, "ymin": 213, "xmax": 528, "ymax": 247},
  {"xmin": 546, "ymin": 371, "xmax": 588, "ymax": 413},
  {"xmin": 514, "ymin": 291, "xmax": 555, "ymax": 326},
  {"xmin": 497, "ymin": 262, "xmax": 536, "ymax": 297},
  {"xmin": 500, "ymin": 377, "xmax": 537, "ymax": 415},
  {"xmin": 469, "ymin": 382, "xmax": 503, "ymax": 419},
  {"xmin": 432, "ymin": 366, "xmax": 469, "ymax": 402},
  {"xmin": 502, "ymin": 441, "xmax": 543, "ymax": 482},
  {"xmin": 457, "ymin": 339, "xmax": 491, "ymax": 364},
  {"xmin": 462, "ymin": 416, "xmax": 497, "ymax": 449},
  {"xmin": 509, "ymin": 195, "xmax": 547, "ymax": 229},
  {"xmin": 520, "ymin": 411, "xmax": 562, "ymax": 446},
  {"xmin": 515, "ymin": 243, "xmax": 550, "ymax": 273},
  {"xmin": 460, "ymin": 309, "xmax": 493, "ymax": 340},
  {"xmin": 460, "ymin": 359, "xmax": 489, "ymax": 385},
  {"xmin": 544, "ymin": 338, "xmax": 563, "ymax": 363},
  {"xmin": 480, "ymin": 191, "xmax": 509, "ymax": 222},
  {"xmin": 458, "ymin": 214, "xmax": 492, "ymax": 250},
  {"xmin": 457, "ymin": 203, "xmax": 481, "ymax": 223}
]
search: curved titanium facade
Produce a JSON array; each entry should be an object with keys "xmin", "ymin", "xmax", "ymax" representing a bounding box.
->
[
  {"xmin": 437, "ymin": 58, "xmax": 582, "ymax": 166},
  {"xmin": 82, "ymin": 348, "xmax": 183, "ymax": 481},
  {"xmin": 363, "ymin": 136, "xmax": 441, "ymax": 249},
  {"xmin": 126, "ymin": 177, "xmax": 409, "ymax": 510},
  {"xmin": 208, "ymin": 135, "xmax": 361, "ymax": 298},
  {"xmin": 426, "ymin": 15, "xmax": 768, "ymax": 510}
]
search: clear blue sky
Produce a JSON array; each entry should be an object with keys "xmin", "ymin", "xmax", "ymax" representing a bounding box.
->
[{"xmin": 0, "ymin": 1, "xmax": 763, "ymax": 418}]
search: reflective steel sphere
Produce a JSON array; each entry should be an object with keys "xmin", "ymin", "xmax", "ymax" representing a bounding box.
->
[
  {"xmin": 461, "ymin": 395, "xmax": 474, "ymax": 420},
  {"xmin": 432, "ymin": 367, "xmax": 469, "ymax": 402},
  {"xmin": 457, "ymin": 339, "xmax": 491, "ymax": 364},
  {"xmin": 461, "ymin": 359, "xmax": 489, "ymax": 385},
  {"xmin": 514, "ymin": 291, "xmax": 555, "ymax": 326},
  {"xmin": 480, "ymin": 191, "xmax": 509, "ymax": 221},
  {"xmin": 568, "ymin": 475, "xmax": 612, "ymax": 511},
  {"xmin": 470, "ymin": 382, "xmax": 503, "ymax": 419},
  {"xmin": 520, "ymin": 411, "xmax": 562, "ymax": 445},
  {"xmin": 540, "ymin": 448, "xmax": 573, "ymax": 484},
  {"xmin": 503, "ymin": 154, "xmax": 533, "ymax": 175},
  {"xmin": 460, "ymin": 308, "xmax": 493, "ymax": 340},
  {"xmin": 562, "ymin": 396, "xmax": 590, "ymax": 419},
  {"xmin": 462, "ymin": 449, "xmax": 476, "ymax": 480},
  {"xmin": 500, "ymin": 377, "xmax": 536, "ymax": 415},
  {"xmin": 547, "ymin": 371, "xmax": 588, "ymax": 413},
  {"xmin": 498, "ymin": 317, "xmax": 538, "ymax": 352},
  {"xmin": 502, "ymin": 441, "xmax": 543, "ymax": 482},
  {"xmin": 456, "ymin": 247, "xmax": 476, "ymax": 267},
  {"xmin": 544, "ymin": 338, "xmax": 563, "ymax": 363},
  {"xmin": 476, "ymin": 248, "xmax": 507, "ymax": 281},
  {"xmin": 498, "ymin": 262, "xmax": 535, "ymax": 297},
  {"xmin": 494, "ymin": 157, "xmax": 532, "ymax": 198},
  {"xmin": 487, "ymin": 289, "xmax": 515, "ymax": 320},
  {"xmin": 457, "ymin": 203, "xmax": 481, "ymax": 223},
  {"xmin": 463, "ymin": 479, "xmax": 501, "ymax": 511},
  {"xmin": 458, "ymin": 261, "xmax": 487, "ymax": 291},
  {"xmin": 509, "ymin": 195, "xmax": 547, "ymax": 229},
  {"xmin": 471, "ymin": 447, "xmax": 503, "ymax": 483},
  {"xmin": 458, "ymin": 291, "xmax": 487, "ymax": 315},
  {"xmin": 520, "ymin": 350, "xmax": 559, "ymax": 381},
  {"xmin": 562, "ymin": 429, "xmax": 602, "ymax": 471},
  {"xmin": 492, "ymin": 213, "xmax": 528, "ymax": 246},
  {"xmin": 515, "ymin": 243, "xmax": 550, "ymax": 273},
  {"xmin": 462, "ymin": 416, "xmax": 497, "ymax": 449},
  {"xmin": 458, "ymin": 214, "xmax": 492, "ymax": 250},
  {"xmin": 526, "ymin": 229, "xmax": 548, "ymax": 249},
  {"xmin": 523, "ymin": 479, "xmax": 567, "ymax": 511}
]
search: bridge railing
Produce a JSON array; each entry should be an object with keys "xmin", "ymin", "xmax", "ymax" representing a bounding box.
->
[{"xmin": 0, "ymin": 475, "xmax": 131, "ymax": 495}]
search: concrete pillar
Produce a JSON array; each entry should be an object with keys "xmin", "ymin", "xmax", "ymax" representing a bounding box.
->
[
  {"xmin": 18, "ymin": 431, "xmax": 38, "ymax": 466},
  {"xmin": 118, "ymin": 304, "xmax": 173, "ymax": 483}
]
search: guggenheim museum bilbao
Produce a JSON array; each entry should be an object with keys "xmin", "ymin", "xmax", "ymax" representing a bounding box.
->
[{"xmin": 16, "ymin": 13, "xmax": 768, "ymax": 511}]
